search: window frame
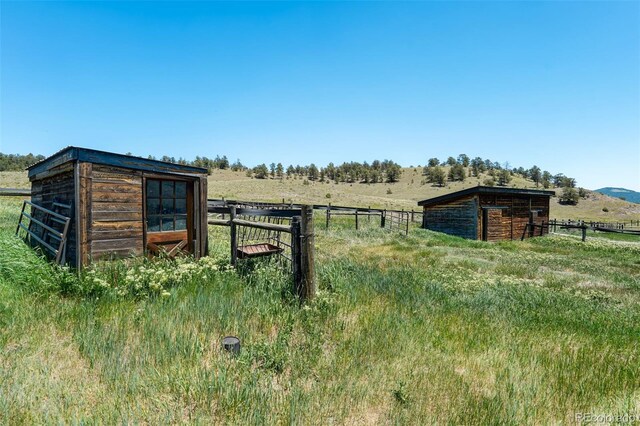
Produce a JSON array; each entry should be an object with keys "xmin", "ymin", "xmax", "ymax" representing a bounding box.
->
[{"xmin": 145, "ymin": 178, "xmax": 188, "ymax": 233}]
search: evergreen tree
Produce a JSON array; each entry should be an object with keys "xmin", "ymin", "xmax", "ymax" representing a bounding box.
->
[
  {"xmin": 448, "ymin": 163, "xmax": 466, "ymax": 181},
  {"xmin": 542, "ymin": 171, "xmax": 552, "ymax": 189},
  {"xmin": 308, "ymin": 164, "xmax": 319, "ymax": 181},
  {"xmin": 426, "ymin": 166, "xmax": 446, "ymax": 186},
  {"xmin": 529, "ymin": 165, "xmax": 542, "ymax": 187},
  {"xmin": 427, "ymin": 157, "xmax": 440, "ymax": 167},
  {"xmin": 253, "ymin": 164, "xmax": 269, "ymax": 179},
  {"xmin": 385, "ymin": 163, "xmax": 402, "ymax": 183},
  {"xmin": 497, "ymin": 169, "xmax": 512, "ymax": 186},
  {"xmin": 457, "ymin": 154, "xmax": 470, "ymax": 167},
  {"xmin": 286, "ymin": 165, "xmax": 295, "ymax": 178},
  {"xmin": 559, "ymin": 187, "xmax": 579, "ymax": 205}
]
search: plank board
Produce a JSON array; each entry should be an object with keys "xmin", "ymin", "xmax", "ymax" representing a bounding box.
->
[{"xmin": 92, "ymin": 220, "xmax": 143, "ymax": 231}]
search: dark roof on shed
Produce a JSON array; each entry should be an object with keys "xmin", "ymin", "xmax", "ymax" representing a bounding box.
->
[
  {"xmin": 418, "ymin": 186, "xmax": 556, "ymax": 207},
  {"xmin": 27, "ymin": 146, "xmax": 208, "ymax": 178}
]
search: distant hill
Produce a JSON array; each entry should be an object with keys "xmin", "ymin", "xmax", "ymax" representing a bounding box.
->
[{"xmin": 595, "ymin": 187, "xmax": 640, "ymax": 204}]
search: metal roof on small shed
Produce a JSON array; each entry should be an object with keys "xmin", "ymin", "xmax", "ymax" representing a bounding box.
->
[
  {"xmin": 417, "ymin": 186, "xmax": 556, "ymax": 207},
  {"xmin": 27, "ymin": 146, "xmax": 208, "ymax": 178}
]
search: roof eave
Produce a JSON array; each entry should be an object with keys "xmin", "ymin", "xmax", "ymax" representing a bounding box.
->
[{"xmin": 417, "ymin": 186, "xmax": 556, "ymax": 206}]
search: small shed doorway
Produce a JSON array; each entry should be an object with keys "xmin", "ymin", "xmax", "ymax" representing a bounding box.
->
[
  {"xmin": 482, "ymin": 206, "xmax": 509, "ymax": 241},
  {"xmin": 144, "ymin": 177, "xmax": 195, "ymax": 257}
]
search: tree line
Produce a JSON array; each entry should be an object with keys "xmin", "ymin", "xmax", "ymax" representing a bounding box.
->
[
  {"xmin": 0, "ymin": 153, "xmax": 46, "ymax": 171},
  {"xmin": 422, "ymin": 154, "xmax": 582, "ymax": 204},
  {"xmin": 248, "ymin": 160, "xmax": 403, "ymax": 183},
  {"xmin": 0, "ymin": 151, "xmax": 582, "ymax": 203}
]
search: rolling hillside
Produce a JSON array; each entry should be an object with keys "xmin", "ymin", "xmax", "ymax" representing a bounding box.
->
[
  {"xmin": 2, "ymin": 168, "xmax": 640, "ymax": 222},
  {"xmin": 204, "ymin": 168, "xmax": 640, "ymax": 222}
]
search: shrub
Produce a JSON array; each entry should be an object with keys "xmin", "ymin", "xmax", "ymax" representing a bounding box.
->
[
  {"xmin": 602, "ymin": 207, "xmax": 609, "ymax": 212},
  {"xmin": 578, "ymin": 187, "xmax": 588, "ymax": 198},
  {"xmin": 559, "ymin": 187, "xmax": 579, "ymax": 205}
]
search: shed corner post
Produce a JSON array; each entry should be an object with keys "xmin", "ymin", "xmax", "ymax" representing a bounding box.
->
[
  {"xmin": 75, "ymin": 161, "xmax": 92, "ymax": 269},
  {"xmin": 201, "ymin": 176, "xmax": 209, "ymax": 257}
]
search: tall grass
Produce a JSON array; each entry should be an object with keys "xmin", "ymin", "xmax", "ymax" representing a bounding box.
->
[{"xmin": 1, "ymin": 198, "xmax": 639, "ymax": 423}]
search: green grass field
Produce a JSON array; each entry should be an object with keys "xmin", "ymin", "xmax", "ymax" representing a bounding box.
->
[{"xmin": 1, "ymin": 195, "xmax": 639, "ymax": 424}]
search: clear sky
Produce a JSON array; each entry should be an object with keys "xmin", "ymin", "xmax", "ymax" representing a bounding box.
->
[{"xmin": 1, "ymin": 1, "xmax": 638, "ymax": 190}]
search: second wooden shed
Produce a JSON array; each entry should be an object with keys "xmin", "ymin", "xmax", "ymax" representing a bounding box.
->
[
  {"xmin": 27, "ymin": 147, "xmax": 209, "ymax": 268},
  {"xmin": 418, "ymin": 186, "xmax": 555, "ymax": 241}
]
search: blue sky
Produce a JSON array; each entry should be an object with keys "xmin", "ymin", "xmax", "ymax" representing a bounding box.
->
[{"xmin": 1, "ymin": 1, "xmax": 638, "ymax": 190}]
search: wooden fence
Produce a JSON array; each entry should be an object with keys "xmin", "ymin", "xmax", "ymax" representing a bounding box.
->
[
  {"xmin": 209, "ymin": 198, "xmax": 418, "ymax": 235},
  {"xmin": 524, "ymin": 219, "xmax": 640, "ymax": 242},
  {"xmin": 208, "ymin": 204, "xmax": 315, "ymax": 301},
  {"xmin": 0, "ymin": 188, "xmax": 31, "ymax": 196},
  {"xmin": 552, "ymin": 219, "xmax": 640, "ymax": 230}
]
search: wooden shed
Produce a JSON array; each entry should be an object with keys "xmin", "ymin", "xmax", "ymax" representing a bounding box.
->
[
  {"xmin": 27, "ymin": 147, "xmax": 209, "ymax": 268},
  {"xmin": 418, "ymin": 186, "xmax": 555, "ymax": 241}
]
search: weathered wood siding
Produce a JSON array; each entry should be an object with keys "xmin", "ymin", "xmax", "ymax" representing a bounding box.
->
[
  {"xmin": 423, "ymin": 195, "xmax": 478, "ymax": 239},
  {"xmin": 484, "ymin": 208, "xmax": 510, "ymax": 241},
  {"xmin": 478, "ymin": 194, "xmax": 550, "ymax": 240},
  {"xmin": 528, "ymin": 195, "xmax": 550, "ymax": 237},
  {"xmin": 88, "ymin": 164, "xmax": 144, "ymax": 261},
  {"xmin": 28, "ymin": 148, "xmax": 209, "ymax": 267},
  {"xmin": 30, "ymin": 165, "xmax": 77, "ymax": 265}
]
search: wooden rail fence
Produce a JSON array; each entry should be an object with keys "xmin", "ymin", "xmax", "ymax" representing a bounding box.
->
[
  {"xmin": 208, "ymin": 204, "xmax": 315, "ymax": 301},
  {"xmin": 0, "ymin": 188, "xmax": 31, "ymax": 196},
  {"xmin": 523, "ymin": 219, "xmax": 640, "ymax": 242},
  {"xmin": 208, "ymin": 199, "xmax": 418, "ymax": 236}
]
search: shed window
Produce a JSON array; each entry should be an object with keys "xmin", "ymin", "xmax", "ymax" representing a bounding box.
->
[{"xmin": 146, "ymin": 180, "xmax": 187, "ymax": 232}]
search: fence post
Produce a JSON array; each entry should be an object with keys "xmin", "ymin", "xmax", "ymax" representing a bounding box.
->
[
  {"xmin": 355, "ymin": 209, "xmax": 359, "ymax": 230},
  {"xmin": 230, "ymin": 205, "xmax": 237, "ymax": 267},
  {"xmin": 582, "ymin": 225, "xmax": 587, "ymax": 242},
  {"xmin": 292, "ymin": 216, "xmax": 302, "ymax": 294},
  {"xmin": 405, "ymin": 210, "xmax": 409, "ymax": 235},
  {"xmin": 299, "ymin": 205, "xmax": 316, "ymax": 301},
  {"xmin": 528, "ymin": 218, "xmax": 534, "ymax": 238},
  {"xmin": 326, "ymin": 203, "xmax": 331, "ymax": 230},
  {"xmin": 368, "ymin": 206, "xmax": 371, "ymax": 223},
  {"xmin": 381, "ymin": 210, "xmax": 386, "ymax": 228}
]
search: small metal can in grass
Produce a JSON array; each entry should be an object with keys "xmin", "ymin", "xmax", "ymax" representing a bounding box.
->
[{"xmin": 222, "ymin": 336, "xmax": 240, "ymax": 355}]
